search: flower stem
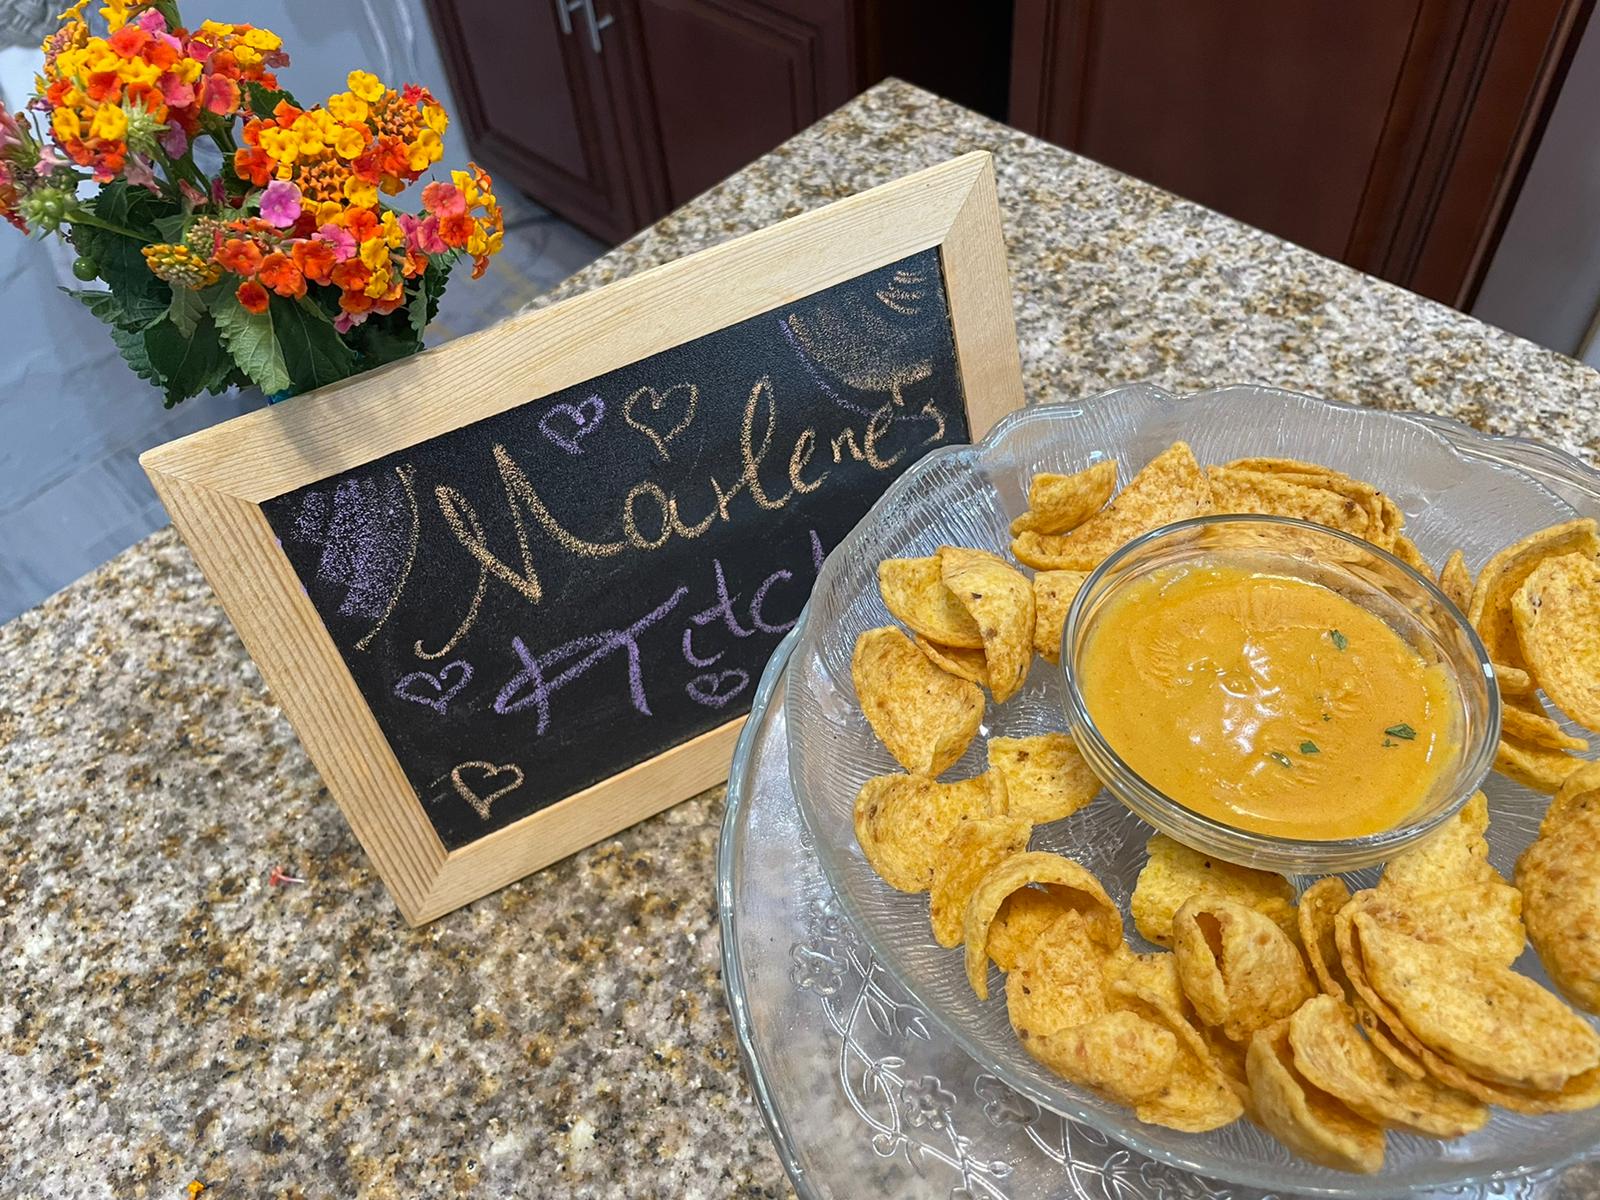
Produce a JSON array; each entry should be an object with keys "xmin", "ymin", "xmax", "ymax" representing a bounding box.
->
[{"xmin": 67, "ymin": 212, "xmax": 152, "ymax": 242}]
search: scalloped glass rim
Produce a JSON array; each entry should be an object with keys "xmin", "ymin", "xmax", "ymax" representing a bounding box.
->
[
  {"xmin": 1059, "ymin": 512, "xmax": 1501, "ymax": 874},
  {"xmin": 781, "ymin": 382, "xmax": 1600, "ymax": 1197}
]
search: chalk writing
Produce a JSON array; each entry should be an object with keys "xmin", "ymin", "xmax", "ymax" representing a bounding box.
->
[{"xmin": 262, "ymin": 247, "xmax": 968, "ymax": 850}]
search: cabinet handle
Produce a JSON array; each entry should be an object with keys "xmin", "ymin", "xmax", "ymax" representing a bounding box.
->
[{"xmin": 554, "ymin": 0, "xmax": 613, "ymax": 54}]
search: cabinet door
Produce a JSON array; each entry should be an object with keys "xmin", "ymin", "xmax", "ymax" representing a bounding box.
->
[
  {"xmin": 1010, "ymin": 0, "xmax": 1593, "ymax": 308},
  {"xmin": 426, "ymin": 0, "xmax": 649, "ymax": 242},
  {"xmin": 606, "ymin": 0, "xmax": 858, "ymax": 207}
]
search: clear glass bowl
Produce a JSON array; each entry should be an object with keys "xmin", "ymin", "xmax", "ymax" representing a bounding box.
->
[
  {"xmin": 1061, "ymin": 514, "xmax": 1500, "ymax": 874},
  {"xmin": 783, "ymin": 382, "xmax": 1600, "ymax": 1196}
]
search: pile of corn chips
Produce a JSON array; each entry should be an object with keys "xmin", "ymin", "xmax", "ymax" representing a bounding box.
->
[{"xmin": 845, "ymin": 443, "xmax": 1600, "ymax": 1173}]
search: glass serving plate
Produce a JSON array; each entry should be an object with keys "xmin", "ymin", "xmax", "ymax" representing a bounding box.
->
[
  {"xmin": 719, "ymin": 629, "xmax": 1594, "ymax": 1199},
  {"xmin": 782, "ymin": 383, "xmax": 1600, "ymax": 1196}
]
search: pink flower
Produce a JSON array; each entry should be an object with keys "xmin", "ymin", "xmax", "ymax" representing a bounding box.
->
[
  {"xmin": 0, "ymin": 103, "xmax": 19, "ymax": 151},
  {"xmin": 317, "ymin": 222, "xmax": 358, "ymax": 261},
  {"xmin": 201, "ymin": 74, "xmax": 240, "ymax": 116},
  {"xmin": 179, "ymin": 179, "xmax": 208, "ymax": 206},
  {"xmin": 134, "ymin": 9, "xmax": 167, "ymax": 34},
  {"xmin": 420, "ymin": 181, "xmax": 465, "ymax": 217},
  {"xmin": 160, "ymin": 122, "xmax": 189, "ymax": 158},
  {"xmin": 409, "ymin": 213, "xmax": 447, "ymax": 255},
  {"xmin": 161, "ymin": 74, "xmax": 195, "ymax": 109},
  {"xmin": 124, "ymin": 155, "xmax": 160, "ymax": 193},
  {"xmin": 259, "ymin": 180, "xmax": 303, "ymax": 228},
  {"xmin": 334, "ymin": 309, "xmax": 369, "ymax": 333},
  {"xmin": 35, "ymin": 142, "xmax": 63, "ymax": 170}
]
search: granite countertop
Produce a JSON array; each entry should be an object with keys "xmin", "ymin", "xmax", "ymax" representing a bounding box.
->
[{"xmin": 4, "ymin": 80, "xmax": 1600, "ymax": 1199}]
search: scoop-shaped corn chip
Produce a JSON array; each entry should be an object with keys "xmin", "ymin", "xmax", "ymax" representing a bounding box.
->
[
  {"xmin": 1287, "ymin": 995, "xmax": 1487, "ymax": 1138},
  {"xmin": 852, "ymin": 626, "xmax": 983, "ymax": 775},
  {"xmin": 1513, "ymin": 550, "xmax": 1600, "ymax": 733},
  {"xmin": 1354, "ymin": 883, "xmax": 1524, "ymax": 969},
  {"xmin": 1131, "ymin": 833, "xmax": 1297, "ymax": 948},
  {"xmin": 1029, "ymin": 1009, "xmax": 1179, "ymax": 1107},
  {"xmin": 913, "ymin": 636, "xmax": 990, "ymax": 688},
  {"xmin": 939, "ymin": 546, "xmax": 1035, "ymax": 703},
  {"xmin": 1007, "ymin": 908, "xmax": 1120, "ymax": 1041},
  {"xmin": 1468, "ymin": 518, "xmax": 1599, "ymax": 671},
  {"xmin": 1224, "ymin": 458, "xmax": 1400, "ymax": 547},
  {"xmin": 987, "ymin": 732, "xmax": 1101, "ymax": 823},
  {"xmin": 1355, "ymin": 913, "xmax": 1600, "ymax": 1093},
  {"xmin": 1496, "ymin": 734, "xmax": 1586, "ymax": 795},
  {"xmin": 1298, "ymin": 877, "xmax": 1354, "ymax": 1001},
  {"xmin": 877, "ymin": 556, "xmax": 982, "ymax": 648},
  {"xmin": 1246, "ymin": 1020, "xmax": 1385, "ymax": 1173},
  {"xmin": 1501, "ymin": 696, "xmax": 1590, "ymax": 752},
  {"xmin": 963, "ymin": 851, "xmax": 1122, "ymax": 1000},
  {"xmin": 1518, "ymin": 772, "xmax": 1600, "ymax": 1014},
  {"xmin": 1495, "ymin": 661, "xmax": 1537, "ymax": 698},
  {"xmin": 987, "ymin": 887, "xmax": 1079, "ymax": 973},
  {"xmin": 928, "ymin": 814, "xmax": 1033, "ymax": 947},
  {"xmin": 1032, "ymin": 569, "xmax": 1089, "ymax": 664},
  {"xmin": 1011, "ymin": 442, "xmax": 1210, "ymax": 572},
  {"xmin": 1377, "ymin": 791, "xmax": 1494, "ymax": 897},
  {"xmin": 1392, "ymin": 534, "xmax": 1432, "ymax": 580},
  {"xmin": 1206, "ymin": 466, "xmax": 1372, "ymax": 537},
  {"xmin": 1009, "ymin": 460, "xmax": 1118, "ymax": 537},
  {"xmin": 853, "ymin": 771, "xmax": 1002, "ymax": 893},
  {"xmin": 1173, "ymin": 898, "xmax": 1315, "ymax": 1042},
  {"xmin": 1439, "ymin": 549, "xmax": 1472, "ymax": 613}
]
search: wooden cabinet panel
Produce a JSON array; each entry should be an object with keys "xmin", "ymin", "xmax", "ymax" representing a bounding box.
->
[
  {"xmin": 427, "ymin": 0, "xmax": 649, "ymax": 242},
  {"xmin": 616, "ymin": 0, "xmax": 857, "ymax": 206},
  {"xmin": 1011, "ymin": 0, "xmax": 1595, "ymax": 307}
]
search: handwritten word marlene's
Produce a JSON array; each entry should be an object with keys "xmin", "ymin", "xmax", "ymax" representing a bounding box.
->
[
  {"xmin": 492, "ymin": 542, "xmax": 814, "ymax": 737},
  {"xmin": 435, "ymin": 376, "xmax": 944, "ymax": 615}
]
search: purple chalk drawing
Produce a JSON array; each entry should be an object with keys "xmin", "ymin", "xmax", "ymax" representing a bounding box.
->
[
  {"xmin": 539, "ymin": 395, "xmax": 606, "ymax": 455},
  {"xmin": 494, "ymin": 585, "xmax": 689, "ymax": 734},
  {"xmin": 393, "ymin": 660, "xmax": 473, "ymax": 715},
  {"xmin": 286, "ymin": 473, "xmax": 412, "ymax": 621},
  {"xmin": 682, "ymin": 627, "xmax": 721, "ymax": 669},
  {"xmin": 809, "ymin": 529, "xmax": 826, "ymax": 574},
  {"xmin": 749, "ymin": 568, "xmax": 796, "ymax": 634},
  {"xmin": 690, "ymin": 559, "xmax": 754, "ymax": 638},
  {"xmin": 686, "ymin": 668, "xmax": 749, "ymax": 709}
]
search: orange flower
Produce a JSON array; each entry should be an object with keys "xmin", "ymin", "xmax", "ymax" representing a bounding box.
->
[
  {"xmin": 291, "ymin": 239, "xmax": 337, "ymax": 285},
  {"xmin": 233, "ymin": 146, "xmax": 273, "ymax": 186},
  {"xmin": 107, "ymin": 24, "xmax": 150, "ymax": 58},
  {"xmin": 330, "ymin": 259, "xmax": 371, "ymax": 294},
  {"xmin": 236, "ymin": 280, "xmax": 270, "ymax": 314},
  {"xmin": 341, "ymin": 207, "xmax": 379, "ymax": 243},
  {"xmin": 257, "ymin": 252, "xmax": 306, "ymax": 298},
  {"xmin": 85, "ymin": 70, "xmax": 120, "ymax": 103},
  {"xmin": 216, "ymin": 237, "xmax": 264, "ymax": 275},
  {"xmin": 437, "ymin": 211, "xmax": 473, "ymax": 248}
]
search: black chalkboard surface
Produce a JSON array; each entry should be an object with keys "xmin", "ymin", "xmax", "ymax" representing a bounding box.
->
[{"xmin": 261, "ymin": 248, "xmax": 968, "ymax": 850}]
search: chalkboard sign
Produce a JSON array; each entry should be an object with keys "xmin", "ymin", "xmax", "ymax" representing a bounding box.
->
[{"xmin": 143, "ymin": 152, "xmax": 1023, "ymax": 923}]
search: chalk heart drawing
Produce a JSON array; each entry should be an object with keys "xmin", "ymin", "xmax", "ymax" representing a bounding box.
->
[
  {"xmin": 624, "ymin": 383, "xmax": 698, "ymax": 461},
  {"xmin": 450, "ymin": 760, "xmax": 525, "ymax": 821},
  {"xmin": 539, "ymin": 395, "xmax": 606, "ymax": 455},
  {"xmin": 686, "ymin": 668, "xmax": 749, "ymax": 709},
  {"xmin": 393, "ymin": 660, "xmax": 473, "ymax": 714}
]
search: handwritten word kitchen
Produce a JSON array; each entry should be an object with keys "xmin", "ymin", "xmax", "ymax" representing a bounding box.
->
[{"xmin": 262, "ymin": 248, "xmax": 970, "ymax": 848}]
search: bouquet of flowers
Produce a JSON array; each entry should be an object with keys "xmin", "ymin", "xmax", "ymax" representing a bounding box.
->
[{"xmin": 0, "ymin": 0, "xmax": 504, "ymax": 406}]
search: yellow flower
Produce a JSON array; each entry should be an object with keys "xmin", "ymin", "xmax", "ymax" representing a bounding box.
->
[
  {"xmin": 118, "ymin": 57, "xmax": 162, "ymax": 87},
  {"xmin": 344, "ymin": 176, "xmax": 378, "ymax": 208},
  {"xmin": 422, "ymin": 104, "xmax": 448, "ymax": 134},
  {"xmin": 55, "ymin": 0, "xmax": 90, "ymax": 20},
  {"xmin": 199, "ymin": 20, "xmax": 234, "ymax": 36},
  {"xmin": 346, "ymin": 70, "xmax": 384, "ymax": 103},
  {"xmin": 243, "ymin": 27, "xmax": 283, "ymax": 51},
  {"xmin": 327, "ymin": 92, "xmax": 368, "ymax": 125},
  {"xmin": 315, "ymin": 199, "xmax": 343, "ymax": 224},
  {"xmin": 52, "ymin": 107, "xmax": 81, "ymax": 141},
  {"xmin": 406, "ymin": 143, "xmax": 430, "ymax": 174},
  {"xmin": 451, "ymin": 168, "xmax": 481, "ymax": 206},
  {"xmin": 98, "ymin": 0, "xmax": 130, "ymax": 32},
  {"xmin": 359, "ymin": 237, "xmax": 389, "ymax": 270},
  {"xmin": 332, "ymin": 125, "xmax": 365, "ymax": 159},
  {"xmin": 413, "ymin": 128, "xmax": 443, "ymax": 162},
  {"xmin": 233, "ymin": 44, "xmax": 261, "ymax": 69},
  {"xmin": 467, "ymin": 229, "xmax": 487, "ymax": 257},
  {"xmin": 380, "ymin": 210, "xmax": 405, "ymax": 247},
  {"xmin": 89, "ymin": 102, "xmax": 127, "ymax": 141},
  {"xmin": 177, "ymin": 57, "xmax": 202, "ymax": 84}
]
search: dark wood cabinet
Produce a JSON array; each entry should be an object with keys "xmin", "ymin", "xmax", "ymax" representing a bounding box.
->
[
  {"xmin": 1010, "ymin": 0, "xmax": 1595, "ymax": 308},
  {"xmin": 425, "ymin": 0, "xmax": 1010, "ymax": 244}
]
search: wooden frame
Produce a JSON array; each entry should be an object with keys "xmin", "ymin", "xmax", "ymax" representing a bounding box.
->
[{"xmin": 141, "ymin": 151, "xmax": 1023, "ymax": 925}]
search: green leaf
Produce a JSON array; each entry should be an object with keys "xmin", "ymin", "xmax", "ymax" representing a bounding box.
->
[
  {"xmin": 346, "ymin": 309, "xmax": 423, "ymax": 369},
  {"xmin": 167, "ymin": 286, "xmax": 207, "ymax": 337},
  {"xmin": 242, "ymin": 80, "xmax": 301, "ymax": 119},
  {"xmin": 1299, "ymin": 741, "xmax": 1320, "ymax": 755},
  {"xmin": 89, "ymin": 181, "xmax": 168, "ymax": 239},
  {"xmin": 63, "ymin": 287, "xmax": 126, "ymax": 327},
  {"xmin": 143, "ymin": 315, "xmax": 228, "ymax": 406},
  {"xmin": 212, "ymin": 295, "xmax": 291, "ymax": 394},
  {"xmin": 1329, "ymin": 629, "xmax": 1349, "ymax": 651},
  {"xmin": 1384, "ymin": 723, "xmax": 1417, "ymax": 741},
  {"xmin": 271, "ymin": 294, "xmax": 357, "ymax": 391},
  {"xmin": 153, "ymin": 213, "xmax": 190, "ymax": 243},
  {"xmin": 109, "ymin": 321, "xmax": 160, "ymax": 385},
  {"xmin": 73, "ymin": 191, "xmax": 172, "ymax": 329}
]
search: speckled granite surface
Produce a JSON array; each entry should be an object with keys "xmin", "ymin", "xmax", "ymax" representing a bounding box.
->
[{"xmin": 4, "ymin": 80, "xmax": 1600, "ymax": 1199}]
